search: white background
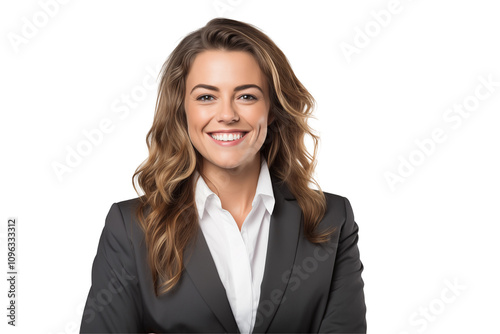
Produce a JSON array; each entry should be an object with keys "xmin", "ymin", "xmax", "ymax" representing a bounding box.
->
[{"xmin": 1, "ymin": 0, "xmax": 499, "ymax": 333}]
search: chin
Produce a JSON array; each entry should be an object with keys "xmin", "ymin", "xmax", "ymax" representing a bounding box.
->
[
  {"xmin": 215, "ymin": 161, "xmax": 242, "ymax": 170},
  {"xmin": 209, "ymin": 157, "xmax": 247, "ymax": 170}
]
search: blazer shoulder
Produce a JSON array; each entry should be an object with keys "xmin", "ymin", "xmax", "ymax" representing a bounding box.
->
[
  {"xmin": 103, "ymin": 197, "xmax": 146, "ymax": 243},
  {"xmin": 321, "ymin": 191, "xmax": 352, "ymax": 215},
  {"xmin": 316, "ymin": 191, "xmax": 358, "ymax": 233},
  {"xmin": 322, "ymin": 191, "xmax": 347, "ymax": 204},
  {"xmin": 109, "ymin": 197, "xmax": 147, "ymax": 225},
  {"xmin": 114, "ymin": 197, "xmax": 144, "ymax": 215}
]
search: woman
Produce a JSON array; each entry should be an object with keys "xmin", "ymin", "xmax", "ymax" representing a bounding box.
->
[{"xmin": 80, "ymin": 18, "xmax": 366, "ymax": 333}]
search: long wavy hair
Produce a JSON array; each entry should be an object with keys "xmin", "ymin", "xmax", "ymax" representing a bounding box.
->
[{"xmin": 133, "ymin": 18, "xmax": 334, "ymax": 297}]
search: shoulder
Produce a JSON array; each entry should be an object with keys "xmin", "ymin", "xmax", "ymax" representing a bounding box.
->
[
  {"xmin": 101, "ymin": 197, "xmax": 146, "ymax": 244},
  {"xmin": 114, "ymin": 197, "xmax": 144, "ymax": 215},
  {"xmin": 274, "ymin": 176, "xmax": 356, "ymax": 231},
  {"xmin": 323, "ymin": 191, "xmax": 349, "ymax": 208},
  {"xmin": 320, "ymin": 190, "xmax": 354, "ymax": 218},
  {"xmin": 316, "ymin": 190, "xmax": 358, "ymax": 235},
  {"xmin": 103, "ymin": 197, "xmax": 143, "ymax": 225}
]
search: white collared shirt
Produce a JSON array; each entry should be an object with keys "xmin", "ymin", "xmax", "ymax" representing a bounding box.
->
[{"xmin": 194, "ymin": 157, "xmax": 275, "ymax": 334}]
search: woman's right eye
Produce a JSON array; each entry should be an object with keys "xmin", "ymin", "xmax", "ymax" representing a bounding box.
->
[{"xmin": 197, "ymin": 95, "xmax": 215, "ymax": 102}]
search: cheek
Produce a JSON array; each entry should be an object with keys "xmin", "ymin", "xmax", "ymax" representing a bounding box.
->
[
  {"xmin": 254, "ymin": 113, "xmax": 270, "ymax": 133},
  {"xmin": 184, "ymin": 111, "xmax": 199, "ymax": 145},
  {"xmin": 185, "ymin": 105, "xmax": 202, "ymax": 133},
  {"xmin": 247, "ymin": 114, "xmax": 270, "ymax": 148}
]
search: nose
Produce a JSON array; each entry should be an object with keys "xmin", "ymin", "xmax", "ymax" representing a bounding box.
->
[{"xmin": 215, "ymin": 98, "xmax": 239, "ymax": 123}]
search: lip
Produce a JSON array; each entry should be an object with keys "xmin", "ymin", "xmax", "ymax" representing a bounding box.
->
[
  {"xmin": 207, "ymin": 132, "xmax": 248, "ymax": 146},
  {"xmin": 207, "ymin": 129, "xmax": 249, "ymax": 134}
]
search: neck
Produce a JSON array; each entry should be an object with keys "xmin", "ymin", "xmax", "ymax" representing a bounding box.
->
[{"xmin": 201, "ymin": 153, "xmax": 262, "ymax": 227}]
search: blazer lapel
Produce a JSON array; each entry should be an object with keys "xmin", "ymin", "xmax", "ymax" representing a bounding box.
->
[
  {"xmin": 183, "ymin": 174, "xmax": 301, "ymax": 334},
  {"xmin": 252, "ymin": 174, "xmax": 302, "ymax": 333},
  {"xmin": 184, "ymin": 226, "xmax": 240, "ymax": 333}
]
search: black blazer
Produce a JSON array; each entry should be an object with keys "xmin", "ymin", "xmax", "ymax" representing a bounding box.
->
[{"xmin": 80, "ymin": 174, "xmax": 366, "ymax": 333}]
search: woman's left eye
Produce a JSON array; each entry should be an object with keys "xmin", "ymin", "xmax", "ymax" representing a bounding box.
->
[{"xmin": 239, "ymin": 94, "xmax": 257, "ymax": 101}]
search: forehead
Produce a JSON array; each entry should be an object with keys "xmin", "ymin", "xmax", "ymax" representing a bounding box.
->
[{"xmin": 186, "ymin": 50, "xmax": 267, "ymax": 89}]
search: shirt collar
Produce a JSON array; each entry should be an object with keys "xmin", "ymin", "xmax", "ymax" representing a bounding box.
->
[{"xmin": 194, "ymin": 156, "xmax": 275, "ymax": 220}]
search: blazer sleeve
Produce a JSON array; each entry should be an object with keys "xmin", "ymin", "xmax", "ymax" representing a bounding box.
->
[
  {"xmin": 318, "ymin": 197, "xmax": 367, "ymax": 333},
  {"xmin": 79, "ymin": 203, "xmax": 144, "ymax": 333}
]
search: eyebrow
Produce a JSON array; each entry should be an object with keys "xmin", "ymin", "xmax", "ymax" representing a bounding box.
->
[{"xmin": 190, "ymin": 84, "xmax": 264, "ymax": 95}]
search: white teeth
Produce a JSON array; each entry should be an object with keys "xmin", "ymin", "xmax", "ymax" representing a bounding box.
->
[{"xmin": 210, "ymin": 133, "xmax": 244, "ymax": 142}]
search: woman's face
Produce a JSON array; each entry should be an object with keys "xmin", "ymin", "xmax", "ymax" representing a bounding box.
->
[{"xmin": 184, "ymin": 50, "xmax": 273, "ymax": 174}]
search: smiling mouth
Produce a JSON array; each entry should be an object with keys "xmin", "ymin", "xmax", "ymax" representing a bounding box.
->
[{"xmin": 209, "ymin": 132, "xmax": 248, "ymax": 142}]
